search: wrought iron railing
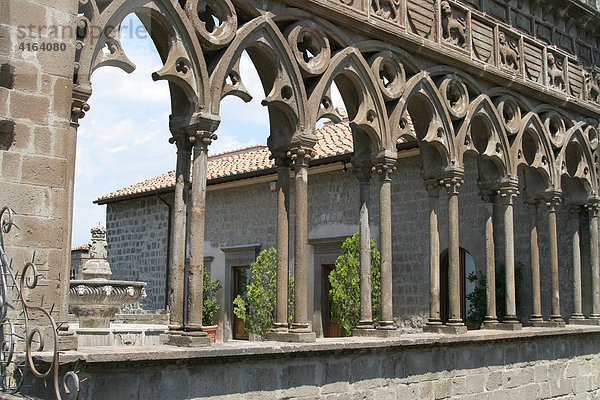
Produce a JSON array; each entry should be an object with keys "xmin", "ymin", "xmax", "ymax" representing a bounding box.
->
[{"xmin": 0, "ymin": 206, "xmax": 80, "ymax": 399}]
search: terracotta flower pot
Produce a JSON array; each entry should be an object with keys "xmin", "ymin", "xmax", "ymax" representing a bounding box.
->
[{"xmin": 203, "ymin": 325, "xmax": 218, "ymax": 343}]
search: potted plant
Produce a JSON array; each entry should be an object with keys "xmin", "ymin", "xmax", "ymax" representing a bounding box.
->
[
  {"xmin": 328, "ymin": 233, "xmax": 381, "ymax": 336},
  {"xmin": 203, "ymin": 271, "xmax": 222, "ymax": 342},
  {"xmin": 233, "ymin": 248, "xmax": 294, "ymax": 340}
]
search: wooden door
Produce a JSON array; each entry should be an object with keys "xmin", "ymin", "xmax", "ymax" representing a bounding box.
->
[
  {"xmin": 233, "ymin": 266, "xmax": 250, "ymax": 340},
  {"xmin": 324, "ymin": 264, "xmax": 342, "ymax": 337}
]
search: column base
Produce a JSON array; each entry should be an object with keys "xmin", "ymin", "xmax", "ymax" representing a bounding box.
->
[
  {"xmin": 58, "ymin": 324, "xmax": 78, "ymax": 351},
  {"xmin": 529, "ymin": 320, "xmax": 566, "ymax": 328},
  {"xmin": 266, "ymin": 331, "xmax": 316, "ymax": 342},
  {"xmin": 568, "ymin": 318, "xmax": 600, "ymax": 326},
  {"xmin": 423, "ymin": 324, "xmax": 467, "ymax": 334},
  {"xmin": 481, "ymin": 321, "xmax": 522, "ymax": 331},
  {"xmin": 162, "ymin": 330, "xmax": 211, "ymax": 347}
]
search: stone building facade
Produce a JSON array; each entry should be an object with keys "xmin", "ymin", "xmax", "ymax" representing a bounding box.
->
[{"xmin": 2, "ymin": 0, "xmax": 600, "ymax": 396}]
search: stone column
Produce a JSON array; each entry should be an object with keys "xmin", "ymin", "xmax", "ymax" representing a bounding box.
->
[
  {"xmin": 288, "ymin": 144, "xmax": 316, "ymax": 341},
  {"xmin": 167, "ymin": 133, "xmax": 192, "ymax": 330},
  {"xmin": 527, "ymin": 199, "xmax": 543, "ymax": 324},
  {"xmin": 498, "ymin": 186, "xmax": 521, "ymax": 328},
  {"xmin": 441, "ymin": 175, "xmax": 467, "ymax": 333},
  {"xmin": 570, "ymin": 206, "xmax": 584, "ymax": 321},
  {"xmin": 424, "ymin": 180, "xmax": 442, "ymax": 329},
  {"xmin": 481, "ymin": 190, "xmax": 498, "ymax": 327},
  {"xmin": 545, "ymin": 196, "xmax": 564, "ymax": 324},
  {"xmin": 354, "ymin": 165, "xmax": 374, "ymax": 331},
  {"xmin": 589, "ymin": 202, "xmax": 600, "ymax": 320},
  {"xmin": 187, "ymin": 130, "xmax": 218, "ymax": 331},
  {"xmin": 374, "ymin": 158, "xmax": 397, "ymax": 332},
  {"xmin": 273, "ymin": 156, "xmax": 290, "ymax": 333}
]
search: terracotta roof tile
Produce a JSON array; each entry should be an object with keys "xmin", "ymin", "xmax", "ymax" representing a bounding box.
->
[{"xmin": 96, "ymin": 122, "xmax": 353, "ymax": 203}]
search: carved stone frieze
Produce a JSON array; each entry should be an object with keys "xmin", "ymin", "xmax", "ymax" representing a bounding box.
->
[
  {"xmin": 441, "ymin": 1, "xmax": 466, "ymax": 48},
  {"xmin": 498, "ymin": 31, "xmax": 520, "ymax": 72},
  {"xmin": 546, "ymin": 52, "xmax": 566, "ymax": 92},
  {"xmin": 371, "ymin": 0, "xmax": 401, "ymax": 22}
]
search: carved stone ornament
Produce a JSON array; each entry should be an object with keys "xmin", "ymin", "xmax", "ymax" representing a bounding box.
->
[
  {"xmin": 587, "ymin": 69, "xmax": 600, "ymax": 102},
  {"xmin": 185, "ymin": 0, "xmax": 237, "ymax": 50},
  {"xmin": 441, "ymin": 1, "xmax": 466, "ymax": 48},
  {"xmin": 498, "ymin": 31, "xmax": 519, "ymax": 72},
  {"xmin": 543, "ymin": 112, "xmax": 566, "ymax": 149},
  {"xmin": 546, "ymin": 53, "xmax": 565, "ymax": 92},
  {"xmin": 439, "ymin": 76, "xmax": 468, "ymax": 120},
  {"xmin": 372, "ymin": 0, "xmax": 401, "ymax": 22},
  {"xmin": 369, "ymin": 51, "xmax": 405, "ymax": 101},
  {"xmin": 495, "ymin": 96, "xmax": 521, "ymax": 136},
  {"xmin": 285, "ymin": 22, "xmax": 331, "ymax": 77}
]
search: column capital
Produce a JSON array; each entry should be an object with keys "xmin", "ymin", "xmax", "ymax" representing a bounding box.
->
[
  {"xmin": 287, "ymin": 146, "xmax": 314, "ymax": 168},
  {"xmin": 586, "ymin": 200, "xmax": 600, "ymax": 218},
  {"xmin": 272, "ymin": 154, "xmax": 291, "ymax": 169},
  {"xmin": 543, "ymin": 192, "xmax": 562, "ymax": 212},
  {"xmin": 439, "ymin": 176, "xmax": 464, "ymax": 195},
  {"xmin": 525, "ymin": 198, "xmax": 540, "ymax": 214},
  {"xmin": 190, "ymin": 131, "xmax": 218, "ymax": 152},
  {"xmin": 70, "ymin": 85, "xmax": 92, "ymax": 127},
  {"xmin": 497, "ymin": 185, "xmax": 519, "ymax": 205},
  {"xmin": 568, "ymin": 203, "xmax": 584, "ymax": 217},
  {"xmin": 373, "ymin": 153, "xmax": 397, "ymax": 181},
  {"xmin": 479, "ymin": 189, "xmax": 496, "ymax": 204},
  {"xmin": 352, "ymin": 164, "xmax": 372, "ymax": 183},
  {"xmin": 424, "ymin": 179, "xmax": 441, "ymax": 196}
]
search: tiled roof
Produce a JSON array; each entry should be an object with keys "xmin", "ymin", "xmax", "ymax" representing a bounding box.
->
[
  {"xmin": 72, "ymin": 243, "xmax": 90, "ymax": 252},
  {"xmin": 96, "ymin": 121, "xmax": 354, "ymax": 203}
]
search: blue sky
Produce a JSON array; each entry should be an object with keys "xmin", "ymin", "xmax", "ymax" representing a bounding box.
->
[{"xmin": 72, "ymin": 15, "xmax": 342, "ymax": 247}]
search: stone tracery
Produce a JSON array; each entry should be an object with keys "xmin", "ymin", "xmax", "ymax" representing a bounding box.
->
[{"xmin": 70, "ymin": 0, "xmax": 600, "ymax": 341}]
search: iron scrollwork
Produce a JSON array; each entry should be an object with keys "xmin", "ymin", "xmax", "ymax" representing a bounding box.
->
[{"xmin": 0, "ymin": 207, "xmax": 81, "ymax": 399}]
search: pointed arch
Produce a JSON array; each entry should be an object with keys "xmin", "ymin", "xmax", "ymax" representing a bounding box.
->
[
  {"xmin": 557, "ymin": 125, "xmax": 598, "ymax": 200},
  {"xmin": 76, "ymin": 0, "xmax": 209, "ymax": 117},
  {"xmin": 512, "ymin": 112, "xmax": 559, "ymax": 192},
  {"xmin": 389, "ymin": 72, "xmax": 458, "ymax": 177},
  {"xmin": 456, "ymin": 94, "xmax": 513, "ymax": 181},
  {"xmin": 209, "ymin": 15, "xmax": 308, "ymax": 151},
  {"xmin": 307, "ymin": 47, "xmax": 392, "ymax": 159}
]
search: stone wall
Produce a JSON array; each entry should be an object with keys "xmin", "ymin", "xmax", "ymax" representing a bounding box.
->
[
  {"xmin": 106, "ymin": 195, "xmax": 173, "ymax": 311},
  {"xmin": 105, "ymin": 152, "xmax": 593, "ymax": 334},
  {"xmin": 26, "ymin": 328, "xmax": 600, "ymax": 399},
  {"xmin": 0, "ymin": 0, "xmax": 77, "ymax": 326}
]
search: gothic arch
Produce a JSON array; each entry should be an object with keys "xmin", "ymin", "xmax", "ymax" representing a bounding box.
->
[
  {"xmin": 306, "ymin": 47, "xmax": 392, "ymax": 162},
  {"xmin": 455, "ymin": 94, "xmax": 513, "ymax": 182},
  {"xmin": 75, "ymin": 0, "xmax": 209, "ymax": 119},
  {"xmin": 557, "ymin": 125, "xmax": 598, "ymax": 201},
  {"xmin": 512, "ymin": 112, "xmax": 558, "ymax": 193},
  {"xmin": 390, "ymin": 72, "xmax": 458, "ymax": 177},
  {"xmin": 208, "ymin": 15, "xmax": 308, "ymax": 153}
]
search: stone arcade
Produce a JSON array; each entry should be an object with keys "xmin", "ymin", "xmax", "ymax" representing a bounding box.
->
[{"xmin": 2, "ymin": 0, "xmax": 600, "ymax": 397}]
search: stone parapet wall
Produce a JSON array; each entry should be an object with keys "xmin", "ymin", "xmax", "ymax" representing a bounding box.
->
[{"xmin": 25, "ymin": 328, "xmax": 600, "ymax": 399}]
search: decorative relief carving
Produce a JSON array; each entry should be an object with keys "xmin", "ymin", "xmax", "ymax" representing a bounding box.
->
[
  {"xmin": 498, "ymin": 31, "xmax": 520, "ymax": 72},
  {"xmin": 523, "ymin": 41, "xmax": 543, "ymax": 82},
  {"xmin": 185, "ymin": 0, "xmax": 237, "ymax": 50},
  {"xmin": 371, "ymin": 0, "xmax": 401, "ymax": 22},
  {"xmin": 495, "ymin": 96, "xmax": 521, "ymax": 136},
  {"xmin": 546, "ymin": 52, "xmax": 565, "ymax": 92},
  {"xmin": 568, "ymin": 60, "xmax": 584, "ymax": 98},
  {"xmin": 543, "ymin": 112, "xmax": 566, "ymax": 149},
  {"xmin": 471, "ymin": 19, "xmax": 493, "ymax": 63},
  {"xmin": 407, "ymin": 0, "xmax": 435, "ymax": 39},
  {"xmin": 285, "ymin": 22, "xmax": 331, "ymax": 77},
  {"xmin": 587, "ymin": 70, "xmax": 600, "ymax": 102},
  {"xmin": 439, "ymin": 76, "xmax": 468, "ymax": 120},
  {"xmin": 369, "ymin": 51, "xmax": 405, "ymax": 100},
  {"xmin": 441, "ymin": 1, "xmax": 466, "ymax": 48}
]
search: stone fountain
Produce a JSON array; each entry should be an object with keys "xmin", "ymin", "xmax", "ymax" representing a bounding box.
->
[{"xmin": 69, "ymin": 226, "xmax": 164, "ymax": 347}]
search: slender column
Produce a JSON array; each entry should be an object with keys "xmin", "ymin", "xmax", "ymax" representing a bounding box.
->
[
  {"xmin": 588, "ymin": 202, "xmax": 600, "ymax": 319},
  {"xmin": 290, "ymin": 146, "xmax": 313, "ymax": 333},
  {"xmin": 441, "ymin": 176, "xmax": 464, "ymax": 326},
  {"xmin": 168, "ymin": 134, "xmax": 192, "ymax": 330},
  {"xmin": 481, "ymin": 191, "xmax": 497, "ymax": 324},
  {"xmin": 375, "ymin": 159, "xmax": 396, "ymax": 329},
  {"xmin": 526, "ymin": 199, "xmax": 542, "ymax": 323},
  {"xmin": 570, "ymin": 206, "xmax": 584, "ymax": 320},
  {"xmin": 273, "ymin": 157, "xmax": 291, "ymax": 332},
  {"xmin": 545, "ymin": 196, "xmax": 563, "ymax": 322},
  {"xmin": 186, "ymin": 130, "xmax": 218, "ymax": 330},
  {"xmin": 425, "ymin": 180, "xmax": 441, "ymax": 326},
  {"xmin": 498, "ymin": 186, "xmax": 519, "ymax": 324},
  {"xmin": 354, "ymin": 165, "xmax": 373, "ymax": 330}
]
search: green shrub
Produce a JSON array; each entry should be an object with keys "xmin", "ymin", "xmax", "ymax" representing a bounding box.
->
[
  {"xmin": 328, "ymin": 233, "xmax": 381, "ymax": 337},
  {"xmin": 202, "ymin": 271, "xmax": 222, "ymax": 326},
  {"xmin": 466, "ymin": 262, "xmax": 524, "ymax": 328},
  {"xmin": 233, "ymin": 248, "xmax": 295, "ymax": 337}
]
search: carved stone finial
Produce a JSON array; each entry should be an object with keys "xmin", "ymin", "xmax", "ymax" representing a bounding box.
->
[{"xmin": 82, "ymin": 225, "xmax": 111, "ymax": 280}]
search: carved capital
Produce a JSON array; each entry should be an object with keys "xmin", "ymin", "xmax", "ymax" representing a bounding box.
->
[
  {"xmin": 273, "ymin": 154, "xmax": 291, "ymax": 169},
  {"xmin": 544, "ymin": 193, "xmax": 562, "ymax": 212},
  {"xmin": 287, "ymin": 145, "xmax": 315, "ymax": 168},
  {"xmin": 439, "ymin": 176, "xmax": 463, "ymax": 195},
  {"xmin": 586, "ymin": 201, "xmax": 600, "ymax": 218},
  {"xmin": 568, "ymin": 204, "xmax": 583, "ymax": 218},
  {"xmin": 352, "ymin": 164, "xmax": 372, "ymax": 183},
  {"xmin": 479, "ymin": 189, "xmax": 496, "ymax": 204},
  {"xmin": 190, "ymin": 130, "xmax": 218, "ymax": 152},
  {"xmin": 424, "ymin": 179, "xmax": 440, "ymax": 196},
  {"xmin": 169, "ymin": 133, "xmax": 193, "ymax": 154},
  {"xmin": 497, "ymin": 185, "xmax": 519, "ymax": 205},
  {"xmin": 70, "ymin": 86, "xmax": 92, "ymax": 126},
  {"xmin": 373, "ymin": 155, "xmax": 397, "ymax": 181},
  {"xmin": 525, "ymin": 198, "xmax": 540, "ymax": 214}
]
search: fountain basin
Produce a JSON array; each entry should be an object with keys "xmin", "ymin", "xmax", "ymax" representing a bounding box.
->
[{"xmin": 70, "ymin": 280, "xmax": 147, "ymax": 328}]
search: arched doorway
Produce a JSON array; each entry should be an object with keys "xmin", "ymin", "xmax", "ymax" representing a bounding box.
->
[{"xmin": 440, "ymin": 248, "xmax": 476, "ymax": 328}]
